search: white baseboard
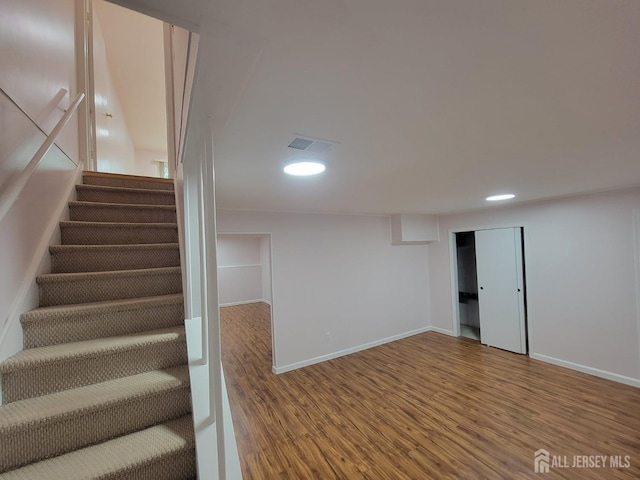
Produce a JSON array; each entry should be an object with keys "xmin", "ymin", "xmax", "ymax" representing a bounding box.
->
[
  {"xmin": 270, "ymin": 324, "xmax": 639, "ymax": 389},
  {"xmin": 219, "ymin": 299, "xmax": 268, "ymax": 308},
  {"xmin": 530, "ymin": 353, "xmax": 640, "ymax": 388},
  {"xmin": 426, "ymin": 326, "xmax": 456, "ymax": 337},
  {"xmin": 273, "ymin": 326, "xmax": 431, "ymax": 374}
]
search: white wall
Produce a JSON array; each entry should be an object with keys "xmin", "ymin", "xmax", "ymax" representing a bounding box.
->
[
  {"xmin": 0, "ymin": 0, "xmax": 79, "ymax": 162},
  {"xmin": 429, "ymin": 187, "xmax": 640, "ymax": 384},
  {"xmin": 217, "ymin": 234, "xmax": 268, "ymax": 306},
  {"xmin": 134, "ymin": 148, "xmax": 167, "ymax": 177},
  {"xmin": 0, "ymin": 0, "xmax": 82, "ymax": 366},
  {"xmin": 217, "ymin": 210, "xmax": 431, "ymax": 371},
  {"xmin": 218, "ymin": 235, "xmax": 260, "ymax": 266},
  {"xmin": 93, "ymin": 10, "xmax": 136, "ymax": 174}
]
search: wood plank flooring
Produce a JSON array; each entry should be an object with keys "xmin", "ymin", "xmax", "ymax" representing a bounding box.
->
[{"xmin": 221, "ymin": 303, "xmax": 640, "ymax": 479}]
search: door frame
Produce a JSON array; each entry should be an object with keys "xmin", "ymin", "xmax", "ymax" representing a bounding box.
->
[
  {"xmin": 79, "ymin": 0, "xmax": 179, "ymax": 175},
  {"xmin": 449, "ymin": 223, "xmax": 534, "ymax": 354},
  {"xmin": 216, "ymin": 232, "xmax": 277, "ymax": 370},
  {"xmin": 75, "ymin": 0, "xmax": 97, "ymax": 171}
]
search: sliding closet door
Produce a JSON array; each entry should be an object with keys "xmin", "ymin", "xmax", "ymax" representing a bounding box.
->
[{"xmin": 475, "ymin": 227, "xmax": 526, "ymax": 354}]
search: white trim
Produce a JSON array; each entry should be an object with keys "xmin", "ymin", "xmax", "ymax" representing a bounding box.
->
[
  {"xmin": 428, "ymin": 326, "xmax": 457, "ymax": 337},
  {"xmin": 163, "ymin": 23, "xmax": 177, "ymax": 179},
  {"xmin": 273, "ymin": 326, "xmax": 431, "ymax": 374},
  {"xmin": 75, "ymin": 0, "xmax": 91, "ymax": 170},
  {"xmin": 217, "ymin": 264, "xmax": 261, "ymax": 269},
  {"xmin": 633, "ymin": 210, "xmax": 640, "ymax": 378},
  {"xmin": 85, "ymin": 0, "xmax": 97, "ymax": 171},
  {"xmin": 219, "ymin": 299, "xmax": 267, "ymax": 308},
  {"xmin": 448, "ymin": 231, "xmax": 461, "ymax": 337},
  {"xmin": 531, "ymin": 353, "xmax": 640, "ymax": 388},
  {"xmin": 522, "ymin": 227, "xmax": 535, "ymax": 355}
]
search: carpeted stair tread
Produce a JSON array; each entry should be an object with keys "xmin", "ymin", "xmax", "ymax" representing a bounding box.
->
[
  {"xmin": 69, "ymin": 201, "xmax": 177, "ymax": 223},
  {"xmin": 1, "ymin": 325, "xmax": 186, "ymax": 372},
  {"xmin": 60, "ymin": 221, "xmax": 179, "ymax": 245},
  {"xmin": 0, "ymin": 366, "xmax": 191, "ymax": 472},
  {"xmin": 0, "ymin": 415, "xmax": 196, "ymax": 480},
  {"xmin": 83, "ymin": 171, "xmax": 175, "ymax": 191},
  {"xmin": 76, "ymin": 184, "xmax": 176, "ymax": 206},
  {"xmin": 0, "ymin": 171, "xmax": 195, "ymax": 476},
  {"xmin": 21, "ymin": 294, "xmax": 184, "ymax": 348},
  {"xmin": 37, "ymin": 266, "xmax": 183, "ymax": 307},
  {"xmin": 0, "ymin": 326, "xmax": 187, "ymax": 403},
  {"xmin": 50, "ymin": 243, "xmax": 181, "ymax": 273}
]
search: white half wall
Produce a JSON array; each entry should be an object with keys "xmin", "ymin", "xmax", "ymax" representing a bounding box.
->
[
  {"xmin": 429, "ymin": 187, "xmax": 640, "ymax": 384},
  {"xmin": 217, "ymin": 210, "xmax": 431, "ymax": 371}
]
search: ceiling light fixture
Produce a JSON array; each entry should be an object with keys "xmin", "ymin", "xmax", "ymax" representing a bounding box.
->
[
  {"xmin": 283, "ymin": 161, "xmax": 326, "ymax": 176},
  {"xmin": 486, "ymin": 193, "xmax": 516, "ymax": 202}
]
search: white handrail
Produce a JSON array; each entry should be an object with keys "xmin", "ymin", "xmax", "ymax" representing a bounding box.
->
[
  {"xmin": 35, "ymin": 88, "xmax": 68, "ymax": 125},
  {"xmin": 0, "ymin": 92, "xmax": 85, "ymax": 223}
]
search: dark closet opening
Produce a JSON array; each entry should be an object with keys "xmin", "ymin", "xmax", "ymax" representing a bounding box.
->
[{"xmin": 455, "ymin": 231, "xmax": 480, "ymax": 341}]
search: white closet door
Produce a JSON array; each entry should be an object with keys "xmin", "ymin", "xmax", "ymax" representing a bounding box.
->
[{"xmin": 476, "ymin": 227, "xmax": 526, "ymax": 354}]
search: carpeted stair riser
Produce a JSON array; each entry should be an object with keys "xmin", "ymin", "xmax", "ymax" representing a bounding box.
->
[
  {"xmin": 50, "ymin": 244, "xmax": 181, "ymax": 273},
  {"xmin": 60, "ymin": 221, "xmax": 179, "ymax": 245},
  {"xmin": 82, "ymin": 173, "xmax": 175, "ymax": 191},
  {"xmin": 0, "ymin": 327, "xmax": 188, "ymax": 403},
  {"xmin": 0, "ymin": 366, "xmax": 191, "ymax": 473},
  {"xmin": 69, "ymin": 202, "xmax": 177, "ymax": 224},
  {"xmin": 0, "ymin": 171, "xmax": 195, "ymax": 477},
  {"xmin": 76, "ymin": 184, "xmax": 176, "ymax": 206},
  {"xmin": 37, "ymin": 267, "xmax": 183, "ymax": 307},
  {"xmin": 21, "ymin": 294, "xmax": 185, "ymax": 348},
  {"xmin": 0, "ymin": 415, "xmax": 196, "ymax": 480}
]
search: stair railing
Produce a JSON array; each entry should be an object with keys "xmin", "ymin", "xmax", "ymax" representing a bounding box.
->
[
  {"xmin": 35, "ymin": 88, "xmax": 70, "ymax": 125},
  {"xmin": 0, "ymin": 89, "xmax": 85, "ymax": 223}
]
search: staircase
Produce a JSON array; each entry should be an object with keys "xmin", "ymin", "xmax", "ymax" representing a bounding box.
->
[{"xmin": 0, "ymin": 172, "xmax": 196, "ymax": 479}]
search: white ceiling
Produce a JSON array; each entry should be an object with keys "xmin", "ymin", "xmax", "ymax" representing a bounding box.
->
[
  {"xmin": 110, "ymin": 0, "xmax": 640, "ymax": 215},
  {"xmin": 94, "ymin": 0, "xmax": 167, "ymax": 153}
]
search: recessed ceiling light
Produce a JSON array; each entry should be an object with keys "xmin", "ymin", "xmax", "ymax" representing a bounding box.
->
[
  {"xmin": 486, "ymin": 193, "xmax": 516, "ymax": 202},
  {"xmin": 283, "ymin": 161, "xmax": 326, "ymax": 176}
]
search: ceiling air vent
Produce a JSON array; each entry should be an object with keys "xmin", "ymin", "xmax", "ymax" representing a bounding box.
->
[{"xmin": 287, "ymin": 136, "xmax": 335, "ymax": 154}]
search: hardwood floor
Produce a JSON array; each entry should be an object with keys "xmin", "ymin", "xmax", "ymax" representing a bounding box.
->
[{"xmin": 221, "ymin": 303, "xmax": 640, "ymax": 479}]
